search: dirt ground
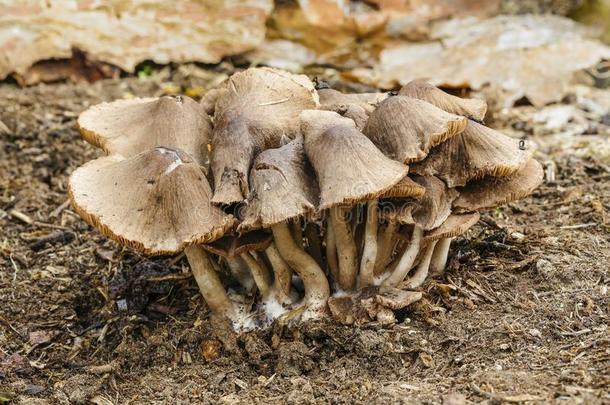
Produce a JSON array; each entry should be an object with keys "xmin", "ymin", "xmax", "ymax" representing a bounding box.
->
[{"xmin": 0, "ymin": 71, "xmax": 609, "ymax": 404}]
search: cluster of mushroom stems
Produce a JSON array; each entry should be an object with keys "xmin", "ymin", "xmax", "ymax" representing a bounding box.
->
[{"xmin": 69, "ymin": 68, "xmax": 542, "ymax": 328}]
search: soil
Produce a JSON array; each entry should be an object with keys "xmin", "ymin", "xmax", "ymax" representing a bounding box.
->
[{"xmin": 0, "ymin": 71, "xmax": 609, "ymax": 404}]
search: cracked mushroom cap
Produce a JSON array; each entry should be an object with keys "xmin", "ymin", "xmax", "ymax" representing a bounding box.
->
[
  {"xmin": 77, "ymin": 95, "xmax": 211, "ymax": 166},
  {"xmin": 363, "ymin": 95, "xmax": 468, "ymax": 164},
  {"xmin": 454, "ymin": 158, "xmax": 543, "ymax": 212},
  {"xmin": 300, "ymin": 110, "xmax": 408, "ymax": 209},
  {"xmin": 381, "ymin": 175, "xmax": 458, "ymax": 230},
  {"xmin": 68, "ymin": 147, "xmax": 235, "ymax": 255},
  {"xmin": 238, "ymin": 137, "xmax": 319, "ymax": 232},
  {"xmin": 398, "ymin": 79, "xmax": 487, "ymax": 121},
  {"xmin": 423, "ymin": 212, "xmax": 480, "ymax": 243},
  {"xmin": 203, "ymin": 231, "xmax": 272, "ymax": 258},
  {"xmin": 210, "ymin": 67, "xmax": 319, "ymax": 205},
  {"xmin": 410, "ymin": 120, "xmax": 534, "ymax": 188}
]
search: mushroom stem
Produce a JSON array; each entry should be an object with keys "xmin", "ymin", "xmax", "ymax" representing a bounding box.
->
[
  {"xmin": 272, "ymin": 222, "xmax": 330, "ymax": 308},
  {"xmin": 184, "ymin": 246, "xmax": 235, "ymax": 320},
  {"xmin": 325, "ymin": 219, "xmax": 340, "ymax": 285},
  {"xmin": 290, "ymin": 219, "xmax": 303, "ymax": 246},
  {"xmin": 304, "ymin": 221, "xmax": 324, "ymax": 268},
  {"xmin": 265, "ymin": 242, "xmax": 294, "ymax": 304},
  {"xmin": 225, "ymin": 256, "xmax": 255, "ymax": 291},
  {"xmin": 358, "ymin": 199, "xmax": 378, "ymax": 287},
  {"xmin": 404, "ymin": 240, "xmax": 438, "ymax": 289},
  {"xmin": 429, "ymin": 237, "xmax": 453, "ymax": 275},
  {"xmin": 374, "ymin": 220, "xmax": 399, "ymax": 275},
  {"xmin": 240, "ymin": 251, "xmax": 272, "ymax": 300},
  {"xmin": 383, "ymin": 225, "xmax": 423, "ymax": 287},
  {"xmin": 330, "ymin": 206, "xmax": 358, "ymax": 291}
]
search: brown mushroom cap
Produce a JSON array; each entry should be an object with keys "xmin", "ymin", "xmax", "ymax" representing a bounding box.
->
[
  {"xmin": 379, "ymin": 175, "xmax": 426, "ymax": 199},
  {"xmin": 398, "ymin": 79, "xmax": 487, "ymax": 121},
  {"xmin": 238, "ymin": 137, "xmax": 319, "ymax": 232},
  {"xmin": 318, "ymin": 88, "xmax": 388, "ymax": 114},
  {"xmin": 410, "ymin": 120, "xmax": 534, "ymax": 188},
  {"xmin": 381, "ymin": 175, "xmax": 458, "ymax": 230},
  {"xmin": 211, "ymin": 67, "xmax": 319, "ymax": 205},
  {"xmin": 300, "ymin": 110, "xmax": 408, "ymax": 209},
  {"xmin": 363, "ymin": 95, "xmax": 468, "ymax": 164},
  {"xmin": 423, "ymin": 212, "xmax": 480, "ymax": 243},
  {"xmin": 454, "ymin": 158, "xmax": 543, "ymax": 212},
  {"xmin": 203, "ymin": 231, "xmax": 272, "ymax": 258},
  {"xmin": 68, "ymin": 147, "xmax": 235, "ymax": 255},
  {"xmin": 77, "ymin": 96, "xmax": 211, "ymax": 166}
]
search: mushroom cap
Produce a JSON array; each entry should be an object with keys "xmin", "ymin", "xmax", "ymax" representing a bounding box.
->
[
  {"xmin": 77, "ymin": 96, "xmax": 211, "ymax": 166},
  {"xmin": 381, "ymin": 175, "xmax": 457, "ymax": 230},
  {"xmin": 398, "ymin": 79, "xmax": 487, "ymax": 121},
  {"xmin": 424, "ymin": 212, "xmax": 480, "ymax": 243},
  {"xmin": 318, "ymin": 88, "xmax": 388, "ymax": 114},
  {"xmin": 336, "ymin": 104, "xmax": 369, "ymax": 131},
  {"xmin": 68, "ymin": 147, "xmax": 235, "ymax": 255},
  {"xmin": 238, "ymin": 137, "xmax": 319, "ymax": 232},
  {"xmin": 363, "ymin": 95, "xmax": 468, "ymax": 164},
  {"xmin": 210, "ymin": 67, "xmax": 319, "ymax": 204},
  {"xmin": 454, "ymin": 158, "xmax": 543, "ymax": 212},
  {"xmin": 410, "ymin": 120, "xmax": 534, "ymax": 188},
  {"xmin": 379, "ymin": 175, "xmax": 426, "ymax": 199},
  {"xmin": 203, "ymin": 231, "xmax": 272, "ymax": 258},
  {"xmin": 300, "ymin": 110, "xmax": 409, "ymax": 209}
]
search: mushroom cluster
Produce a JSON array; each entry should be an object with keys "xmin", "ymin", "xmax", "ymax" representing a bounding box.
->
[{"xmin": 70, "ymin": 68, "xmax": 542, "ymax": 328}]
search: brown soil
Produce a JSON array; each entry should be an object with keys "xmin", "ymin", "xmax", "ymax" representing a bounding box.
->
[{"xmin": 1, "ymin": 73, "xmax": 609, "ymax": 404}]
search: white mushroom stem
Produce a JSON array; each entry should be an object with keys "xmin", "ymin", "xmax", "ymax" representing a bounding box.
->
[
  {"xmin": 330, "ymin": 205, "xmax": 358, "ymax": 291},
  {"xmin": 265, "ymin": 242, "xmax": 294, "ymax": 305},
  {"xmin": 374, "ymin": 220, "xmax": 399, "ymax": 275},
  {"xmin": 404, "ymin": 240, "xmax": 438, "ymax": 289},
  {"xmin": 184, "ymin": 246, "xmax": 235, "ymax": 320},
  {"xmin": 429, "ymin": 237, "xmax": 453, "ymax": 275},
  {"xmin": 325, "ymin": 219, "xmax": 340, "ymax": 284},
  {"xmin": 358, "ymin": 199, "xmax": 378, "ymax": 287},
  {"xmin": 240, "ymin": 251, "xmax": 272, "ymax": 300},
  {"xmin": 272, "ymin": 222, "xmax": 330, "ymax": 307},
  {"xmin": 383, "ymin": 225, "xmax": 423, "ymax": 287},
  {"xmin": 225, "ymin": 256, "xmax": 255, "ymax": 291}
]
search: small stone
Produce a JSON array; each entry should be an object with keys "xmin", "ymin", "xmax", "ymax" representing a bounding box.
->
[{"xmin": 529, "ymin": 328, "xmax": 542, "ymax": 338}]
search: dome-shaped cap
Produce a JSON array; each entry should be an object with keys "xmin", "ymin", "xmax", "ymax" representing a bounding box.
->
[
  {"xmin": 454, "ymin": 158, "xmax": 543, "ymax": 212},
  {"xmin": 410, "ymin": 120, "xmax": 534, "ymax": 188},
  {"xmin": 363, "ymin": 96, "xmax": 467, "ymax": 164},
  {"xmin": 399, "ymin": 79, "xmax": 487, "ymax": 121},
  {"xmin": 423, "ymin": 213, "xmax": 480, "ymax": 243},
  {"xmin": 77, "ymin": 96, "xmax": 211, "ymax": 166},
  {"xmin": 238, "ymin": 137, "xmax": 319, "ymax": 232},
  {"xmin": 318, "ymin": 88, "xmax": 388, "ymax": 114},
  {"xmin": 211, "ymin": 67, "xmax": 319, "ymax": 205},
  {"xmin": 300, "ymin": 110, "xmax": 408, "ymax": 209},
  {"xmin": 69, "ymin": 147, "xmax": 235, "ymax": 255}
]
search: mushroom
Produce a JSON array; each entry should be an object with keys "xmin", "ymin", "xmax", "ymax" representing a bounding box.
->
[
  {"xmin": 300, "ymin": 110, "xmax": 409, "ymax": 290},
  {"xmin": 398, "ymin": 79, "xmax": 488, "ymax": 122},
  {"xmin": 202, "ymin": 231, "xmax": 274, "ymax": 301},
  {"xmin": 68, "ymin": 147, "xmax": 237, "ymax": 320},
  {"xmin": 374, "ymin": 176, "xmax": 426, "ymax": 276},
  {"xmin": 454, "ymin": 159, "xmax": 544, "ymax": 212},
  {"xmin": 423, "ymin": 213, "xmax": 481, "ymax": 277},
  {"xmin": 381, "ymin": 175, "xmax": 457, "ymax": 287},
  {"xmin": 210, "ymin": 67, "xmax": 319, "ymax": 204},
  {"xmin": 410, "ymin": 120, "xmax": 534, "ymax": 188},
  {"xmin": 363, "ymin": 95, "xmax": 468, "ymax": 164},
  {"xmin": 318, "ymin": 88, "xmax": 389, "ymax": 114},
  {"xmin": 238, "ymin": 137, "xmax": 330, "ymax": 313},
  {"xmin": 77, "ymin": 95, "xmax": 211, "ymax": 166}
]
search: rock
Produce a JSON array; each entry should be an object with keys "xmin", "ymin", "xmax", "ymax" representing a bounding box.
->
[{"xmin": 0, "ymin": 0, "xmax": 273, "ymax": 81}]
